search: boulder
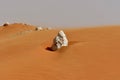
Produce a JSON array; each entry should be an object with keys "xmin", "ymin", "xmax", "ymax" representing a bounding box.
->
[
  {"xmin": 35, "ymin": 27, "xmax": 43, "ymax": 31},
  {"xmin": 3, "ymin": 22, "xmax": 9, "ymax": 26},
  {"xmin": 51, "ymin": 30, "xmax": 68, "ymax": 51}
]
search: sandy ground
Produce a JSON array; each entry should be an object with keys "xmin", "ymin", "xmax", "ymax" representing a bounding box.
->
[{"xmin": 0, "ymin": 24, "xmax": 120, "ymax": 80}]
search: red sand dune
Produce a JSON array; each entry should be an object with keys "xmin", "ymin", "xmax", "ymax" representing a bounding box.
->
[{"xmin": 0, "ymin": 24, "xmax": 120, "ymax": 80}]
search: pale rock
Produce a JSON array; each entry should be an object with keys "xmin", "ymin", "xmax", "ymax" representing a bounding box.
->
[
  {"xmin": 3, "ymin": 22, "xmax": 9, "ymax": 26},
  {"xmin": 51, "ymin": 30, "xmax": 68, "ymax": 51},
  {"xmin": 35, "ymin": 27, "xmax": 43, "ymax": 31}
]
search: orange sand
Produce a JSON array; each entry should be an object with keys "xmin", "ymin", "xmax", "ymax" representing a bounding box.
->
[{"xmin": 0, "ymin": 24, "xmax": 120, "ymax": 80}]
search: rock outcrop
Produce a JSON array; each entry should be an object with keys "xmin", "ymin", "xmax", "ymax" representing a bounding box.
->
[
  {"xmin": 35, "ymin": 27, "xmax": 43, "ymax": 31},
  {"xmin": 3, "ymin": 22, "xmax": 9, "ymax": 26},
  {"xmin": 51, "ymin": 30, "xmax": 68, "ymax": 51},
  {"xmin": 46, "ymin": 27, "xmax": 52, "ymax": 30}
]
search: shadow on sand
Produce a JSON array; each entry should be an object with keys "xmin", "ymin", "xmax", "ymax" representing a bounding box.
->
[{"xmin": 46, "ymin": 41, "xmax": 80, "ymax": 52}]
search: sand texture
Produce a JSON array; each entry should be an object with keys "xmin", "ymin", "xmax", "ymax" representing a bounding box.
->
[{"xmin": 0, "ymin": 24, "xmax": 120, "ymax": 80}]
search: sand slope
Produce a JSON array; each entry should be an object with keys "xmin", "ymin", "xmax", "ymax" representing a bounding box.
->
[{"xmin": 0, "ymin": 24, "xmax": 120, "ymax": 80}]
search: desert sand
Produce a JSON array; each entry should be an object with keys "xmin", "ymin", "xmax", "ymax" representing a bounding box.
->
[{"xmin": 0, "ymin": 23, "xmax": 120, "ymax": 80}]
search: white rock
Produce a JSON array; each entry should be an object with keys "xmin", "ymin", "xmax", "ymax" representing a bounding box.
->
[
  {"xmin": 3, "ymin": 22, "xmax": 9, "ymax": 26},
  {"xmin": 36, "ymin": 27, "xmax": 43, "ymax": 31},
  {"xmin": 51, "ymin": 30, "xmax": 68, "ymax": 51}
]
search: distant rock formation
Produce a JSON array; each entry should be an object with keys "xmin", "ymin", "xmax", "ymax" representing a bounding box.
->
[
  {"xmin": 46, "ymin": 27, "xmax": 52, "ymax": 30},
  {"xmin": 51, "ymin": 30, "xmax": 68, "ymax": 51},
  {"xmin": 35, "ymin": 27, "xmax": 43, "ymax": 31},
  {"xmin": 3, "ymin": 22, "xmax": 9, "ymax": 26}
]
